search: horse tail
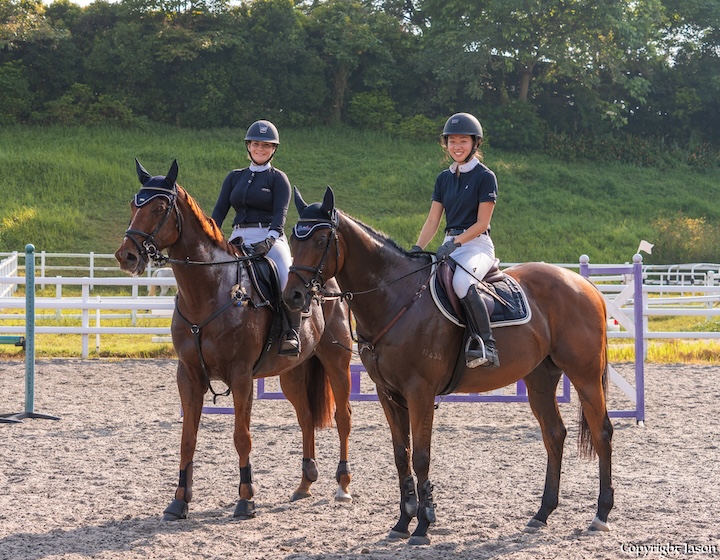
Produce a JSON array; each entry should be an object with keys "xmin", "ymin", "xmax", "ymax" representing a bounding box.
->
[
  {"xmin": 578, "ymin": 329, "xmax": 610, "ymax": 459},
  {"xmin": 305, "ymin": 355, "xmax": 335, "ymax": 430}
]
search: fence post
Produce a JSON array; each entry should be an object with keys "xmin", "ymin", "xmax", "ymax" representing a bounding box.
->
[
  {"xmin": 632, "ymin": 254, "xmax": 645, "ymax": 424},
  {"xmin": 706, "ymin": 272, "xmax": 715, "ymax": 321},
  {"xmin": 39, "ymin": 250, "xmax": 46, "ymax": 290},
  {"xmin": 90, "ymin": 252, "xmax": 95, "ymax": 290},
  {"xmin": 96, "ymin": 297, "xmax": 101, "ymax": 354},
  {"xmin": 82, "ymin": 281, "xmax": 90, "ymax": 359},
  {"xmin": 0, "ymin": 244, "xmax": 60, "ymax": 422},
  {"xmin": 132, "ymin": 283, "xmax": 138, "ymax": 326}
]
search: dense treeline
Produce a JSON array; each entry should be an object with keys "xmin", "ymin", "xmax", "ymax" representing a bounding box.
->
[{"xmin": 2, "ymin": 0, "xmax": 720, "ymax": 166}]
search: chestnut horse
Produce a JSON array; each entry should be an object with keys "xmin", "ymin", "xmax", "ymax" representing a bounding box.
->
[
  {"xmin": 283, "ymin": 187, "xmax": 614, "ymax": 544},
  {"xmin": 115, "ymin": 161, "xmax": 353, "ymax": 521}
]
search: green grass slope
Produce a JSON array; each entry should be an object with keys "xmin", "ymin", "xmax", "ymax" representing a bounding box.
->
[{"xmin": 1, "ymin": 124, "xmax": 719, "ymax": 265}]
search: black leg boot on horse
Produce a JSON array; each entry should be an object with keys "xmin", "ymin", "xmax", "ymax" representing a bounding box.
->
[
  {"xmin": 460, "ymin": 284, "xmax": 500, "ymax": 368},
  {"xmin": 280, "ymin": 303, "xmax": 301, "ymax": 358}
]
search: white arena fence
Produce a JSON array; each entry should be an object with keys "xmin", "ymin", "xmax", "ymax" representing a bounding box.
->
[
  {"xmin": 1, "ymin": 252, "xmax": 720, "ymax": 357},
  {"xmin": 0, "ymin": 252, "xmax": 20, "ymax": 298},
  {"xmin": 2, "ymin": 251, "xmax": 719, "ymax": 425}
]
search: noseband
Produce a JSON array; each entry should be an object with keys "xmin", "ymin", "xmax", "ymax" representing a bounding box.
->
[
  {"xmin": 289, "ymin": 215, "xmax": 341, "ymax": 306},
  {"xmin": 124, "ymin": 187, "xmax": 182, "ymax": 265}
]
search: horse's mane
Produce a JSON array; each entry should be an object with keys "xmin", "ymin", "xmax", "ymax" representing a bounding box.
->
[
  {"xmin": 342, "ymin": 211, "xmax": 426, "ymax": 260},
  {"xmin": 177, "ymin": 185, "xmax": 234, "ymax": 252}
]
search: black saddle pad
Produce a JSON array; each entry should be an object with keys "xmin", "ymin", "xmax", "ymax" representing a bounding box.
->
[{"xmin": 431, "ymin": 266, "xmax": 531, "ymax": 328}]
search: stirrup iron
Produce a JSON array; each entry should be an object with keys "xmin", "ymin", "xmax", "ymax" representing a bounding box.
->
[{"xmin": 465, "ymin": 334, "xmax": 489, "ymax": 368}]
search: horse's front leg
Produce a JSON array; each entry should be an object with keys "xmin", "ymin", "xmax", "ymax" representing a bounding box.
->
[
  {"xmin": 163, "ymin": 362, "xmax": 203, "ymax": 521},
  {"xmin": 231, "ymin": 373, "xmax": 256, "ymax": 519},
  {"xmin": 377, "ymin": 390, "xmax": 415, "ymax": 540},
  {"xmin": 408, "ymin": 397, "xmax": 437, "ymax": 545}
]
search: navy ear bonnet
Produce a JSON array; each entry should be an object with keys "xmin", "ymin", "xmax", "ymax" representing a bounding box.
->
[
  {"xmin": 134, "ymin": 158, "xmax": 178, "ymax": 207},
  {"xmin": 292, "ymin": 186, "xmax": 338, "ymax": 239}
]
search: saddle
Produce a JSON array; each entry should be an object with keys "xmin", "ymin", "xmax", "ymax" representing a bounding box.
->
[
  {"xmin": 432, "ymin": 258, "xmax": 532, "ymax": 396},
  {"xmin": 231, "ymin": 240, "xmax": 282, "ymax": 309},
  {"xmin": 230, "ymin": 241, "xmax": 288, "ymax": 371},
  {"xmin": 430, "ymin": 258, "xmax": 532, "ymax": 328}
]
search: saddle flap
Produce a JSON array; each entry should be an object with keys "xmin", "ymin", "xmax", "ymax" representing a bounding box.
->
[{"xmin": 437, "ymin": 258, "xmax": 502, "ymax": 318}]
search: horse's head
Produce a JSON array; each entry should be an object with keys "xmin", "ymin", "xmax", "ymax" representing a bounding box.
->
[
  {"xmin": 115, "ymin": 159, "xmax": 182, "ymax": 276},
  {"xmin": 284, "ymin": 186, "xmax": 342, "ymax": 312}
]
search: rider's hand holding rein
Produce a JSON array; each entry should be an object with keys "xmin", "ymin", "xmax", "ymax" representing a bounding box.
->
[{"xmin": 252, "ymin": 236, "xmax": 275, "ymax": 256}]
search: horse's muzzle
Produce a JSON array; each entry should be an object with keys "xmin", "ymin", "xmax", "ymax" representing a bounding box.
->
[
  {"xmin": 115, "ymin": 242, "xmax": 146, "ymax": 276},
  {"xmin": 283, "ymin": 287, "xmax": 307, "ymax": 313}
]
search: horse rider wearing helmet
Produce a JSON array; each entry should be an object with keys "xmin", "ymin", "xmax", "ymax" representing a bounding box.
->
[
  {"xmin": 411, "ymin": 112, "xmax": 500, "ymax": 368},
  {"xmin": 212, "ymin": 120, "xmax": 301, "ymax": 358}
]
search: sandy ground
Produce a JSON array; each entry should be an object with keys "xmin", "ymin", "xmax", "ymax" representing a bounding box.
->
[{"xmin": 1, "ymin": 359, "xmax": 718, "ymax": 560}]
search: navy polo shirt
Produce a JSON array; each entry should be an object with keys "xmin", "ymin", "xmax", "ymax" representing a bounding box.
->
[{"xmin": 432, "ymin": 161, "xmax": 497, "ymax": 232}]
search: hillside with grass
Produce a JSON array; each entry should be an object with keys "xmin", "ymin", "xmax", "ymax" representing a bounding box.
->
[{"xmin": 1, "ymin": 125, "xmax": 719, "ymax": 265}]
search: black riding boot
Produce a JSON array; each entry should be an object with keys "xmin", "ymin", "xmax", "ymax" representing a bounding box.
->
[
  {"xmin": 460, "ymin": 284, "xmax": 500, "ymax": 368},
  {"xmin": 280, "ymin": 304, "xmax": 301, "ymax": 358}
]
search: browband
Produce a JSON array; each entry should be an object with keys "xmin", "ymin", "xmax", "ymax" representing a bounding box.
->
[
  {"xmin": 134, "ymin": 186, "xmax": 176, "ymax": 207},
  {"xmin": 293, "ymin": 220, "xmax": 333, "ymax": 240}
]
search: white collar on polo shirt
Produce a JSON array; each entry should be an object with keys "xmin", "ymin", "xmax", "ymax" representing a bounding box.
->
[
  {"xmin": 249, "ymin": 163, "xmax": 272, "ymax": 172},
  {"xmin": 449, "ymin": 158, "xmax": 480, "ymax": 174}
]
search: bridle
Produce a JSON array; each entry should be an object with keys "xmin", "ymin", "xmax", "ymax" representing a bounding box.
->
[
  {"xmin": 124, "ymin": 186, "xmax": 183, "ymax": 266},
  {"xmin": 288, "ymin": 211, "xmax": 342, "ymax": 308}
]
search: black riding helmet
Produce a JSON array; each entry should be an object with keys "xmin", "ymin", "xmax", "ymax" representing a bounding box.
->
[
  {"xmin": 245, "ymin": 120, "xmax": 280, "ymax": 164},
  {"xmin": 442, "ymin": 113, "xmax": 483, "ymax": 163}
]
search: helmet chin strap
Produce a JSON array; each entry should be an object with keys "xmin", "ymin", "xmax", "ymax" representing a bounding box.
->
[{"xmin": 463, "ymin": 137, "xmax": 481, "ymax": 163}]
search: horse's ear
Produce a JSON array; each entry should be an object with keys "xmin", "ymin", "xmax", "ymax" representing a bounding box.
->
[
  {"xmin": 136, "ymin": 158, "xmax": 152, "ymax": 185},
  {"xmin": 165, "ymin": 159, "xmax": 179, "ymax": 188},
  {"xmin": 293, "ymin": 186, "xmax": 308, "ymax": 213},
  {"xmin": 320, "ymin": 186, "xmax": 335, "ymax": 215}
]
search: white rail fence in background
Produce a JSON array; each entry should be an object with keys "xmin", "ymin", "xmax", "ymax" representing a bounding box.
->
[
  {"xmin": 1, "ymin": 252, "xmax": 719, "ymax": 358},
  {"xmin": 0, "ymin": 252, "xmax": 20, "ymax": 298}
]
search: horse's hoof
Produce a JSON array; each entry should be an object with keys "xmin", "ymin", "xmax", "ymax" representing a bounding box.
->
[
  {"xmin": 233, "ymin": 499, "xmax": 256, "ymax": 519},
  {"xmin": 334, "ymin": 487, "xmax": 352, "ymax": 503},
  {"xmin": 162, "ymin": 498, "xmax": 188, "ymax": 521},
  {"xmin": 408, "ymin": 535, "xmax": 431, "ymax": 546},
  {"xmin": 524, "ymin": 518, "xmax": 547, "ymax": 533},
  {"xmin": 290, "ymin": 491, "xmax": 312, "ymax": 502},
  {"xmin": 387, "ymin": 529, "xmax": 410, "ymax": 540},
  {"xmin": 588, "ymin": 516, "xmax": 610, "ymax": 532}
]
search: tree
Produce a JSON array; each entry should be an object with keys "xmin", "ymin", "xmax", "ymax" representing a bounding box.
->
[
  {"xmin": 305, "ymin": 0, "xmax": 399, "ymax": 123},
  {"xmin": 414, "ymin": 0, "xmax": 664, "ymax": 133},
  {"xmin": 0, "ymin": 0, "xmax": 68, "ymax": 50}
]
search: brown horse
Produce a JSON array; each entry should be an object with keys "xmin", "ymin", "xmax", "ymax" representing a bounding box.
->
[
  {"xmin": 284, "ymin": 187, "xmax": 614, "ymax": 545},
  {"xmin": 115, "ymin": 161, "xmax": 353, "ymax": 521}
]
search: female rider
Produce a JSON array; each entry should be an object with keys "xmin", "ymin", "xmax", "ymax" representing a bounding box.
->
[
  {"xmin": 412, "ymin": 113, "xmax": 500, "ymax": 368},
  {"xmin": 211, "ymin": 120, "xmax": 300, "ymax": 357}
]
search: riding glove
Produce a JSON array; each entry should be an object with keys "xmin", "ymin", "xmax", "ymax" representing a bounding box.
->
[
  {"xmin": 436, "ymin": 239, "xmax": 461, "ymax": 261},
  {"xmin": 252, "ymin": 236, "xmax": 275, "ymax": 256}
]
